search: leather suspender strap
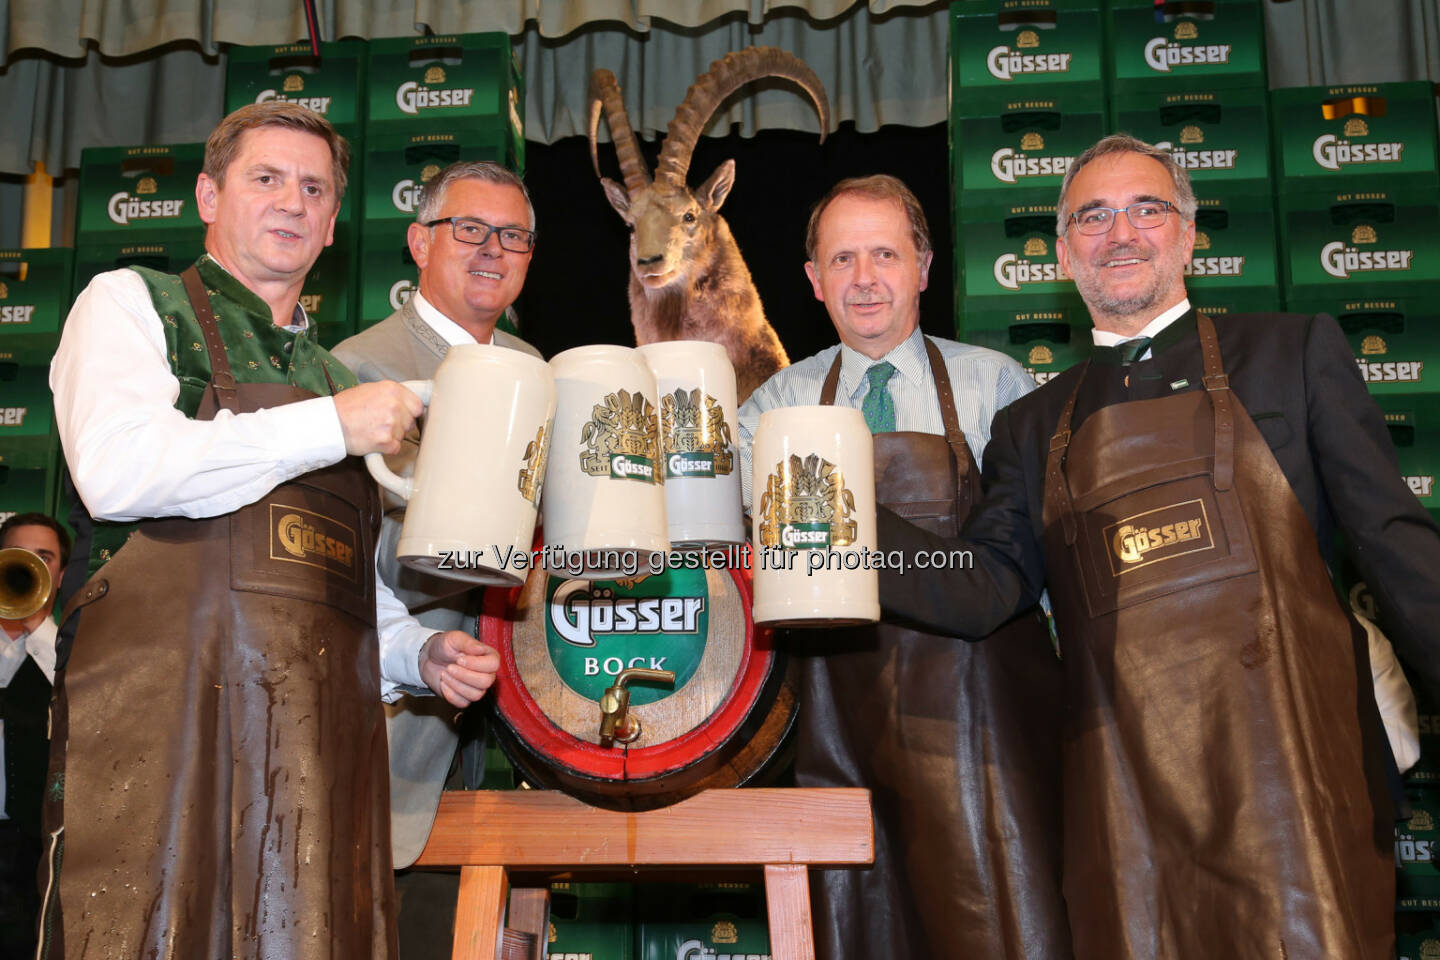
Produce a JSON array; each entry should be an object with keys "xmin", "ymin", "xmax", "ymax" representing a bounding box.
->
[
  {"xmin": 1196, "ymin": 313, "xmax": 1234, "ymax": 492},
  {"xmin": 922, "ymin": 336, "xmax": 972, "ymax": 470},
  {"xmin": 1044, "ymin": 363, "xmax": 1084, "ymax": 546},
  {"xmin": 180, "ymin": 265, "xmax": 240, "ymax": 415},
  {"xmin": 818, "ymin": 352, "xmax": 842, "ymax": 406}
]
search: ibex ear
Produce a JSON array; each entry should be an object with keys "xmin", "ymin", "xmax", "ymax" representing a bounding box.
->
[
  {"xmin": 600, "ymin": 177, "xmax": 633, "ymax": 221},
  {"xmin": 699, "ymin": 160, "xmax": 736, "ymax": 212}
]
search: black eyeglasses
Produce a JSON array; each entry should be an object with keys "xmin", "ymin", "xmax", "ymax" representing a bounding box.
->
[
  {"xmin": 424, "ymin": 217, "xmax": 537, "ymax": 252},
  {"xmin": 1067, "ymin": 201, "xmax": 1175, "ymax": 236}
]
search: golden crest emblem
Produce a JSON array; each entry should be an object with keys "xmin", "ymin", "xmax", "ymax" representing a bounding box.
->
[
  {"xmin": 660, "ymin": 387, "xmax": 734, "ymax": 478},
  {"xmin": 1414, "ymin": 808, "xmax": 1436, "ymax": 832},
  {"xmin": 758, "ymin": 454, "xmax": 857, "ymax": 549},
  {"xmin": 1352, "ymin": 224, "xmax": 1378, "ymax": 245},
  {"xmin": 424, "ymin": 65, "xmax": 447, "ymax": 84},
  {"xmin": 1194, "ymin": 231, "xmax": 1212, "ymax": 251},
  {"xmin": 517, "ymin": 424, "xmax": 551, "ymax": 505},
  {"xmin": 1174, "ymin": 21, "xmax": 1198, "ymax": 40},
  {"xmin": 1028, "ymin": 344, "xmax": 1054, "ymax": 366},
  {"xmin": 579, "ymin": 389, "xmax": 661, "ymax": 484},
  {"xmin": 1180, "ymin": 124, "xmax": 1205, "ymax": 145},
  {"xmin": 1344, "ymin": 117, "xmax": 1370, "ymax": 138},
  {"xmin": 1016, "ymin": 29, "xmax": 1040, "ymax": 49},
  {"xmin": 283, "ymin": 73, "xmax": 305, "ymax": 92},
  {"xmin": 0, "ymin": 281, "xmax": 7, "ymax": 299},
  {"xmin": 712, "ymin": 920, "xmax": 739, "ymax": 944},
  {"xmin": 1020, "ymin": 132, "xmax": 1045, "ymax": 152},
  {"xmin": 421, "ymin": 163, "xmax": 442, "ymax": 183},
  {"xmin": 1421, "ymin": 938, "xmax": 1440, "ymax": 960},
  {"xmin": 547, "ymin": 921, "xmax": 557, "ymax": 944},
  {"xmin": 136, "ymin": 176, "xmax": 158, "ymax": 195},
  {"xmin": 1023, "ymin": 237, "xmax": 1049, "ymax": 258},
  {"xmin": 1361, "ymin": 335, "xmax": 1388, "ymax": 355}
]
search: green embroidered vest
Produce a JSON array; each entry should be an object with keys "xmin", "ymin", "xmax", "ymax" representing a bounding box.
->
[{"xmin": 85, "ymin": 256, "xmax": 359, "ymax": 576}]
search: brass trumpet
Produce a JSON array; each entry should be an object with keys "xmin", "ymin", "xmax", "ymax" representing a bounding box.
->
[{"xmin": 0, "ymin": 546, "xmax": 53, "ymax": 620}]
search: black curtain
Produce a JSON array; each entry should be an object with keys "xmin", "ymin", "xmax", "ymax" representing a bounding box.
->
[{"xmin": 514, "ymin": 121, "xmax": 953, "ymax": 364}]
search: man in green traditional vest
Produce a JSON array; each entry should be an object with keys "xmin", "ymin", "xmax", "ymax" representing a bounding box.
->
[{"xmin": 40, "ymin": 102, "xmax": 499, "ymax": 959}]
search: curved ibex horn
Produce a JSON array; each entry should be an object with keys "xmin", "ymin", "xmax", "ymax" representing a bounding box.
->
[
  {"xmin": 588, "ymin": 69, "xmax": 652, "ymax": 197},
  {"xmin": 653, "ymin": 46, "xmax": 831, "ymax": 188}
]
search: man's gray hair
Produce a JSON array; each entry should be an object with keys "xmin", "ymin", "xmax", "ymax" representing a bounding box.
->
[
  {"xmin": 416, "ymin": 161, "xmax": 536, "ymax": 231},
  {"xmin": 1054, "ymin": 133, "xmax": 1197, "ymax": 236}
]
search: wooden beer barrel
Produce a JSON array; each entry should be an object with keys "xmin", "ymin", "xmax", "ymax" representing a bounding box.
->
[{"xmin": 481, "ymin": 545, "xmax": 795, "ymax": 810}]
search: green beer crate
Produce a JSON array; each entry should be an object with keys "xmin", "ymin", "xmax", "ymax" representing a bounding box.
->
[
  {"xmin": 362, "ymin": 129, "xmax": 521, "ymax": 231},
  {"xmin": 1375, "ymin": 394, "xmax": 1440, "ymax": 514},
  {"xmin": 1396, "ymin": 914, "xmax": 1440, "ymax": 960},
  {"xmin": 71, "ymin": 239, "xmax": 208, "ymax": 300},
  {"xmin": 355, "ymin": 231, "xmax": 417, "ymax": 330},
  {"xmin": 225, "ymin": 39, "xmax": 368, "ymax": 138},
  {"xmin": 1110, "ymin": 86, "xmax": 1272, "ymax": 195},
  {"xmin": 635, "ymin": 918, "xmax": 769, "ymax": 960},
  {"xmin": 952, "ymin": 93, "xmax": 1107, "ymax": 212},
  {"xmin": 1398, "ymin": 786, "xmax": 1440, "ymax": 910},
  {"xmin": 1279, "ymin": 187, "xmax": 1440, "ymax": 302},
  {"xmin": 956, "ymin": 200, "xmax": 1079, "ymax": 319},
  {"xmin": 75, "ymin": 144, "xmax": 207, "ymax": 243},
  {"xmin": 0, "ymin": 365, "xmax": 56, "ymax": 473},
  {"xmin": 0, "ymin": 465, "xmax": 54, "ymax": 525},
  {"xmin": 961, "ymin": 304, "xmax": 1091, "ymax": 385},
  {"xmin": 364, "ymin": 34, "xmax": 523, "ymax": 163},
  {"xmin": 1183, "ymin": 192, "xmax": 1279, "ymax": 299},
  {"xmin": 1287, "ymin": 294, "xmax": 1440, "ymax": 398},
  {"xmin": 949, "ymin": 0, "xmax": 1105, "ymax": 117},
  {"xmin": 0, "ymin": 249, "xmax": 74, "ymax": 366},
  {"xmin": 301, "ymin": 231, "xmax": 357, "ymax": 348},
  {"xmin": 1107, "ymin": 0, "xmax": 1266, "ymax": 94},
  {"xmin": 1271, "ymin": 82, "xmax": 1440, "ymax": 196},
  {"xmin": 547, "ymin": 882, "xmax": 634, "ymax": 960}
]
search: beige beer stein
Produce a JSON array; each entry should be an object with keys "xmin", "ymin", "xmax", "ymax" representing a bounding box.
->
[
  {"xmin": 750, "ymin": 405, "xmax": 879, "ymax": 626},
  {"xmin": 365, "ymin": 343, "xmax": 557, "ymax": 587},
  {"xmin": 636, "ymin": 341, "xmax": 745, "ymax": 549},
  {"xmin": 543, "ymin": 344, "xmax": 670, "ymax": 579}
]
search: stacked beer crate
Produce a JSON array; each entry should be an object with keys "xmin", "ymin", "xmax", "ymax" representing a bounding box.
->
[
  {"xmin": 545, "ymin": 881, "xmax": 771, "ymax": 960},
  {"xmin": 1276, "ymin": 82, "xmax": 1440, "ymax": 934},
  {"xmin": 949, "ymin": 0, "xmax": 1108, "ymax": 385},
  {"xmin": 1106, "ymin": 0, "xmax": 1276, "ymax": 321},
  {"xmin": 0, "ymin": 248, "xmax": 72, "ymax": 524},
  {"xmin": 224, "ymin": 39, "xmax": 369, "ymax": 347},
  {"xmin": 357, "ymin": 34, "xmax": 525, "ymax": 330}
]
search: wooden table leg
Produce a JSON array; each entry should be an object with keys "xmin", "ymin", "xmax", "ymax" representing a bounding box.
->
[
  {"xmin": 763, "ymin": 863, "xmax": 816, "ymax": 960},
  {"xmin": 452, "ymin": 865, "xmax": 509, "ymax": 960},
  {"xmin": 507, "ymin": 887, "xmax": 552, "ymax": 960}
]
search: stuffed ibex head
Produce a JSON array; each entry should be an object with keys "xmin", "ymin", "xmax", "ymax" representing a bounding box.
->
[{"xmin": 588, "ymin": 47, "xmax": 831, "ymax": 291}]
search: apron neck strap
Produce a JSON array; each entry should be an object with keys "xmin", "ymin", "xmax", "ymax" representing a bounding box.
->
[
  {"xmin": 920, "ymin": 335, "xmax": 971, "ymax": 469},
  {"xmin": 180, "ymin": 265, "xmax": 240, "ymax": 416},
  {"xmin": 819, "ymin": 351, "xmax": 842, "ymax": 405},
  {"xmin": 1196, "ymin": 312, "xmax": 1234, "ymax": 492},
  {"xmin": 1044, "ymin": 363, "xmax": 1084, "ymax": 546}
]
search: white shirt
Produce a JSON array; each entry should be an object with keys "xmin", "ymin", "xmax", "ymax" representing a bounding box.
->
[
  {"xmin": 411, "ymin": 291, "xmax": 492, "ymax": 346},
  {"xmin": 1089, "ymin": 298, "xmax": 1192, "ymax": 361},
  {"xmin": 50, "ymin": 267, "xmax": 431, "ymax": 699},
  {"xmin": 0, "ymin": 616, "xmax": 56, "ymax": 819},
  {"xmin": 738, "ymin": 326, "xmax": 1035, "ymax": 510}
]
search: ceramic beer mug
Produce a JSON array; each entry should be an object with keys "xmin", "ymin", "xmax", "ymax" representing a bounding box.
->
[
  {"xmin": 636, "ymin": 341, "xmax": 745, "ymax": 549},
  {"xmin": 750, "ymin": 405, "xmax": 879, "ymax": 626},
  {"xmin": 365, "ymin": 343, "xmax": 557, "ymax": 587},
  {"xmin": 543, "ymin": 344, "xmax": 670, "ymax": 579}
]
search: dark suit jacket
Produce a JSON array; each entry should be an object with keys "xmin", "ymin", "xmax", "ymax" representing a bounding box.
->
[{"xmin": 879, "ymin": 309, "xmax": 1440, "ymax": 698}]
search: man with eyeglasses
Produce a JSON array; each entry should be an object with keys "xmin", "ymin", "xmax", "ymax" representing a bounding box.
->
[
  {"xmin": 876, "ymin": 133, "xmax": 1440, "ymax": 958},
  {"xmin": 332, "ymin": 162, "xmax": 541, "ymax": 939}
]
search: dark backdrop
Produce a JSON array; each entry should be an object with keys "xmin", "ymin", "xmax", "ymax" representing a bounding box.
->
[{"xmin": 512, "ymin": 121, "xmax": 953, "ymax": 364}]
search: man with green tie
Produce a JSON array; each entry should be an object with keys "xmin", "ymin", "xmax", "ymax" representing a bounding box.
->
[{"xmin": 735, "ymin": 174, "xmax": 1072, "ymax": 960}]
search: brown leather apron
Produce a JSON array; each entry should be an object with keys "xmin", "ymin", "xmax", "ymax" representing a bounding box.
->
[
  {"xmin": 1041, "ymin": 314, "xmax": 1393, "ymax": 959},
  {"xmin": 795, "ymin": 338, "xmax": 1070, "ymax": 960},
  {"xmin": 42, "ymin": 267, "xmax": 397, "ymax": 959}
]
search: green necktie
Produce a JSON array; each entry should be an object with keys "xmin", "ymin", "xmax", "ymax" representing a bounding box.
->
[
  {"xmin": 861, "ymin": 361, "xmax": 897, "ymax": 434},
  {"xmin": 1117, "ymin": 336, "xmax": 1153, "ymax": 364}
]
